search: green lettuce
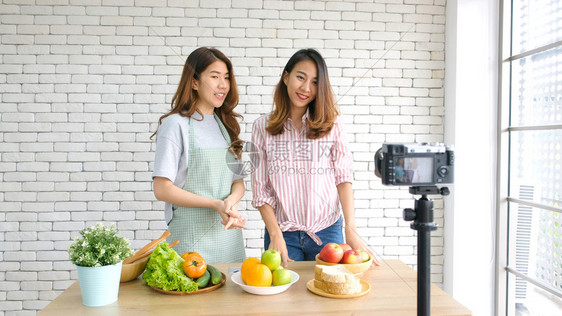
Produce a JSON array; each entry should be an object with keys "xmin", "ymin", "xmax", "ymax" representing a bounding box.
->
[{"xmin": 142, "ymin": 242, "xmax": 198, "ymax": 293}]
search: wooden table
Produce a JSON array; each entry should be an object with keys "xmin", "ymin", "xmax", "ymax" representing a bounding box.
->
[{"xmin": 39, "ymin": 260, "xmax": 471, "ymax": 315}]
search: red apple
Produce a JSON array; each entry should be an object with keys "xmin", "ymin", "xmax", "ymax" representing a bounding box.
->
[
  {"xmin": 319, "ymin": 243, "xmax": 344, "ymax": 263},
  {"xmin": 339, "ymin": 243, "xmax": 352, "ymax": 253},
  {"xmin": 342, "ymin": 250, "xmax": 363, "ymax": 264}
]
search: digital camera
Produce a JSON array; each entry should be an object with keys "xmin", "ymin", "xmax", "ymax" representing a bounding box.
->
[{"xmin": 374, "ymin": 143, "xmax": 454, "ymax": 186}]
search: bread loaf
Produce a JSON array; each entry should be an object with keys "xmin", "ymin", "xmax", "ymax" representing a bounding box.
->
[
  {"xmin": 314, "ymin": 264, "xmax": 362, "ymax": 295},
  {"xmin": 314, "ymin": 279, "xmax": 362, "ymax": 295}
]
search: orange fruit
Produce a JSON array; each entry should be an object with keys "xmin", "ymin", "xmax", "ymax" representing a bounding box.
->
[
  {"xmin": 241, "ymin": 257, "xmax": 260, "ymax": 284},
  {"xmin": 244, "ymin": 263, "xmax": 272, "ymax": 287},
  {"xmin": 181, "ymin": 252, "xmax": 201, "ymax": 260}
]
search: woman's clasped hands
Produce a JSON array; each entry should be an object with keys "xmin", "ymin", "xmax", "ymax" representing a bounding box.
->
[{"xmin": 214, "ymin": 197, "xmax": 246, "ymax": 230}]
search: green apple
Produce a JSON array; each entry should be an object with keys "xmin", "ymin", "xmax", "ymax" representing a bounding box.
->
[
  {"xmin": 272, "ymin": 268, "xmax": 291, "ymax": 286},
  {"xmin": 357, "ymin": 250, "xmax": 370, "ymax": 263},
  {"xmin": 261, "ymin": 249, "xmax": 281, "ymax": 271}
]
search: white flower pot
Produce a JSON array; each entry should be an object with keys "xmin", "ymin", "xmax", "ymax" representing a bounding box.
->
[{"xmin": 76, "ymin": 261, "xmax": 122, "ymax": 307}]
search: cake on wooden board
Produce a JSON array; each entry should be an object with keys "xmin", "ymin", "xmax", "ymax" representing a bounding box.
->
[{"xmin": 314, "ymin": 264, "xmax": 362, "ymax": 295}]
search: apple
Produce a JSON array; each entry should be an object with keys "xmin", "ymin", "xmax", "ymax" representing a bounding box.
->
[
  {"xmin": 261, "ymin": 249, "xmax": 281, "ymax": 271},
  {"xmin": 357, "ymin": 249, "xmax": 370, "ymax": 263},
  {"xmin": 272, "ymin": 268, "xmax": 292, "ymax": 286},
  {"xmin": 339, "ymin": 243, "xmax": 352, "ymax": 253},
  {"xmin": 319, "ymin": 243, "xmax": 344, "ymax": 263},
  {"xmin": 342, "ymin": 250, "xmax": 363, "ymax": 264}
]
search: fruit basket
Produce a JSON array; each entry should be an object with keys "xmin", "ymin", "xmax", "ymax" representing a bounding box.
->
[{"xmin": 315, "ymin": 254, "xmax": 372, "ymax": 275}]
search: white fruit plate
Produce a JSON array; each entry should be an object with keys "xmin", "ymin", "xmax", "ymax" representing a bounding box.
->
[{"xmin": 230, "ymin": 270, "xmax": 299, "ymax": 295}]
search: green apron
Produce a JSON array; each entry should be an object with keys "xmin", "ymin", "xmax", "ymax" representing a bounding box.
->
[{"xmin": 167, "ymin": 114, "xmax": 246, "ymax": 263}]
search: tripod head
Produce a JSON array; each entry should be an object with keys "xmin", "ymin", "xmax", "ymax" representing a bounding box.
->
[
  {"xmin": 403, "ymin": 186, "xmax": 449, "ymax": 224},
  {"xmin": 408, "ymin": 185, "xmax": 450, "ymax": 196}
]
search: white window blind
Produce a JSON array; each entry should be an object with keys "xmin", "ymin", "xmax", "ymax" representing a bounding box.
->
[{"xmin": 502, "ymin": 0, "xmax": 562, "ymax": 314}]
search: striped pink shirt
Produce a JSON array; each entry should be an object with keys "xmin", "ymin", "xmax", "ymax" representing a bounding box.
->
[{"xmin": 251, "ymin": 113, "xmax": 353, "ymax": 245}]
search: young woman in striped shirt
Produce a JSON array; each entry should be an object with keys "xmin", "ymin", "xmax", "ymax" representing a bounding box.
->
[{"xmin": 251, "ymin": 49, "xmax": 380, "ymax": 267}]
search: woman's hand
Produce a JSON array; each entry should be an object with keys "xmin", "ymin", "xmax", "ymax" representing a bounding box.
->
[
  {"xmin": 222, "ymin": 200, "xmax": 247, "ymax": 230},
  {"xmin": 268, "ymin": 234, "xmax": 293, "ymax": 268},
  {"xmin": 345, "ymin": 227, "xmax": 380, "ymax": 266},
  {"xmin": 214, "ymin": 198, "xmax": 246, "ymax": 230}
]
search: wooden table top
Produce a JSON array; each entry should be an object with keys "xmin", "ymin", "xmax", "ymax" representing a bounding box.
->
[{"xmin": 39, "ymin": 259, "xmax": 471, "ymax": 316}]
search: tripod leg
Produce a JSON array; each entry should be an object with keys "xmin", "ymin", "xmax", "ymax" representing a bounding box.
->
[
  {"xmin": 404, "ymin": 191, "xmax": 439, "ymax": 316},
  {"xmin": 418, "ymin": 228, "xmax": 430, "ymax": 316},
  {"xmin": 413, "ymin": 195, "xmax": 435, "ymax": 316}
]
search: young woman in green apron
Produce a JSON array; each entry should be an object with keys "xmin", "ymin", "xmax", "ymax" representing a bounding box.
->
[{"xmin": 151, "ymin": 47, "xmax": 246, "ymax": 263}]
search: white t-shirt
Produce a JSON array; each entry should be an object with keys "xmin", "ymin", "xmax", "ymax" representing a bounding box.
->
[{"xmin": 152, "ymin": 112, "xmax": 242, "ymax": 223}]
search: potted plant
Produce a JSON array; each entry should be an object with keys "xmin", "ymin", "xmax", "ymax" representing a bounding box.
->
[{"xmin": 68, "ymin": 223, "xmax": 134, "ymax": 307}]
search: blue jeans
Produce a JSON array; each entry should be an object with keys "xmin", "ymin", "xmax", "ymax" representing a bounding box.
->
[{"xmin": 264, "ymin": 217, "xmax": 344, "ymax": 261}]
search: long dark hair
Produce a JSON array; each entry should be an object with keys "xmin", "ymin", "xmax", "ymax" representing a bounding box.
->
[
  {"xmin": 266, "ymin": 48, "xmax": 338, "ymax": 139},
  {"xmin": 151, "ymin": 47, "xmax": 243, "ymax": 158}
]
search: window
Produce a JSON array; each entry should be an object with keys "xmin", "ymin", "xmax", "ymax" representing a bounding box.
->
[{"xmin": 499, "ymin": 0, "xmax": 562, "ymax": 314}]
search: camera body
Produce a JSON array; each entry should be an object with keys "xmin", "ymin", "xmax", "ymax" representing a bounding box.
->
[{"xmin": 375, "ymin": 143, "xmax": 454, "ymax": 186}]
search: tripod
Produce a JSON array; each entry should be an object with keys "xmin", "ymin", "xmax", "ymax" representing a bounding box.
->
[{"xmin": 403, "ymin": 186, "xmax": 450, "ymax": 316}]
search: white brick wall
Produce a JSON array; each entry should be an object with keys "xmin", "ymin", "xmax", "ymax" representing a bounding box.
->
[{"xmin": 0, "ymin": 0, "xmax": 446, "ymax": 314}]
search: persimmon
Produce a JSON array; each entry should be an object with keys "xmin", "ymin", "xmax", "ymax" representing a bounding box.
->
[{"xmin": 183, "ymin": 254, "xmax": 207, "ymax": 279}]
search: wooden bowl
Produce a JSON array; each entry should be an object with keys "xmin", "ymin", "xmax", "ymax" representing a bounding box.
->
[
  {"xmin": 315, "ymin": 254, "xmax": 372, "ymax": 275},
  {"xmin": 120, "ymin": 256, "xmax": 149, "ymax": 282}
]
